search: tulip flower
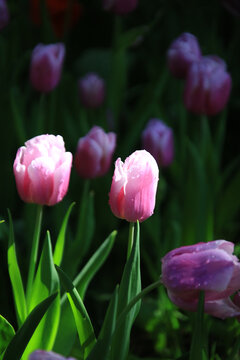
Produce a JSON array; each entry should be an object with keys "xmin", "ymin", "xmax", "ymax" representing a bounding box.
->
[
  {"xmin": 167, "ymin": 32, "xmax": 202, "ymax": 79},
  {"xmin": 183, "ymin": 55, "xmax": 232, "ymax": 116},
  {"xmin": 142, "ymin": 119, "xmax": 174, "ymax": 167},
  {"xmin": 30, "ymin": 43, "xmax": 65, "ymax": 93},
  {"xmin": 29, "ymin": 350, "xmax": 76, "ymax": 360},
  {"xmin": 103, "ymin": 0, "xmax": 138, "ymax": 15},
  {"xmin": 78, "ymin": 73, "xmax": 105, "ymax": 108},
  {"xmin": 0, "ymin": 0, "xmax": 9, "ymax": 30},
  {"xmin": 109, "ymin": 150, "xmax": 159, "ymax": 223},
  {"xmin": 13, "ymin": 134, "xmax": 72, "ymax": 206},
  {"xmin": 161, "ymin": 240, "xmax": 240, "ymax": 319},
  {"xmin": 74, "ymin": 126, "xmax": 117, "ymax": 178}
]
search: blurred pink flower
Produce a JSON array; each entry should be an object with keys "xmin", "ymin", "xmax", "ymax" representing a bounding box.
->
[
  {"xmin": 78, "ymin": 73, "xmax": 105, "ymax": 108},
  {"xmin": 142, "ymin": 119, "xmax": 174, "ymax": 167},
  {"xmin": 74, "ymin": 126, "xmax": 116, "ymax": 178},
  {"xmin": 13, "ymin": 134, "xmax": 72, "ymax": 206},
  {"xmin": 29, "ymin": 350, "xmax": 76, "ymax": 360},
  {"xmin": 0, "ymin": 0, "xmax": 9, "ymax": 30},
  {"xmin": 30, "ymin": 43, "xmax": 65, "ymax": 93},
  {"xmin": 162, "ymin": 240, "xmax": 240, "ymax": 319},
  {"xmin": 109, "ymin": 150, "xmax": 159, "ymax": 222},
  {"xmin": 103, "ymin": 0, "xmax": 138, "ymax": 15}
]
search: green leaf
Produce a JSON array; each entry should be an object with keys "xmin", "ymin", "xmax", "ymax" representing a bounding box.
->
[
  {"xmin": 53, "ymin": 230, "xmax": 116, "ymax": 356},
  {"xmin": 56, "ymin": 266, "xmax": 96, "ymax": 359},
  {"xmin": 189, "ymin": 291, "xmax": 206, "ymax": 360},
  {"xmin": 0, "ymin": 315, "xmax": 15, "ymax": 355},
  {"xmin": 7, "ymin": 209, "xmax": 27, "ymax": 326},
  {"xmin": 53, "ymin": 202, "xmax": 75, "ymax": 266},
  {"xmin": 116, "ymin": 25, "xmax": 148, "ymax": 51},
  {"xmin": 110, "ymin": 222, "xmax": 141, "ymax": 360},
  {"xmin": 2, "ymin": 293, "xmax": 57, "ymax": 360},
  {"xmin": 23, "ymin": 231, "xmax": 60, "ymax": 360}
]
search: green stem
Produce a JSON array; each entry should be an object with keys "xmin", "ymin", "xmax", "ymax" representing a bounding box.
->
[
  {"xmin": 127, "ymin": 222, "xmax": 135, "ymax": 259},
  {"xmin": 26, "ymin": 204, "xmax": 43, "ymax": 308},
  {"xmin": 36, "ymin": 94, "xmax": 46, "ymax": 134}
]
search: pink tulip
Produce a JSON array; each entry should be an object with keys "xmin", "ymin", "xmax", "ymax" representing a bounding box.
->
[
  {"xmin": 13, "ymin": 134, "xmax": 72, "ymax": 206},
  {"xmin": 109, "ymin": 150, "xmax": 159, "ymax": 223},
  {"xmin": 184, "ymin": 55, "xmax": 232, "ymax": 116},
  {"xmin": 103, "ymin": 0, "xmax": 138, "ymax": 15},
  {"xmin": 167, "ymin": 32, "xmax": 202, "ymax": 79},
  {"xmin": 0, "ymin": 0, "xmax": 9, "ymax": 30},
  {"xmin": 78, "ymin": 73, "xmax": 105, "ymax": 108},
  {"xmin": 29, "ymin": 350, "xmax": 76, "ymax": 360},
  {"xmin": 162, "ymin": 240, "xmax": 240, "ymax": 319},
  {"xmin": 30, "ymin": 43, "xmax": 65, "ymax": 93},
  {"xmin": 74, "ymin": 126, "xmax": 116, "ymax": 178},
  {"xmin": 142, "ymin": 119, "xmax": 174, "ymax": 167}
]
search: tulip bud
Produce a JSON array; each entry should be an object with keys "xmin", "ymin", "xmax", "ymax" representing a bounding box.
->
[
  {"xmin": 183, "ymin": 55, "xmax": 232, "ymax": 116},
  {"xmin": 0, "ymin": 0, "xmax": 9, "ymax": 30},
  {"xmin": 78, "ymin": 73, "xmax": 105, "ymax": 108},
  {"xmin": 162, "ymin": 240, "xmax": 240, "ymax": 319},
  {"xmin": 109, "ymin": 150, "xmax": 159, "ymax": 223},
  {"xmin": 29, "ymin": 350, "xmax": 76, "ymax": 360},
  {"xmin": 167, "ymin": 32, "xmax": 202, "ymax": 79},
  {"xmin": 13, "ymin": 134, "xmax": 72, "ymax": 206},
  {"xmin": 142, "ymin": 119, "xmax": 174, "ymax": 167},
  {"xmin": 103, "ymin": 0, "xmax": 138, "ymax": 15},
  {"xmin": 74, "ymin": 126, "xmax": 116, "ymax": 179},
  {"xmin": 30, "ymin": 43, "xmax": 65, "ymax": 93}
]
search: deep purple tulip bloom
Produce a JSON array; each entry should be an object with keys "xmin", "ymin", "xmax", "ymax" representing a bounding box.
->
[
  {"xmin": 167, "ymin": 32, "xmax": 202, "ymax": 79},
  {"xmin": 29, "ymin": 350, "xmax": 76, "ymax": 360},
  {"xmin": 162, "ymin": 240, "xmax": 240, "ymax": 319},
  {"xmin": 0, "ymin": 0, "xmax": 9, "ymax": 30},
  {"xmin": 142, "ymin": 119, "xmax": 174, "ymax": 167},
  {"xmin": 103, "ymin": 0, "xmax": 138, "ymax": 15},
  {"xmin": 78, "ymin": 73, "xmax": 105, "ymax": 108},
  {"xmin": 74, "ymin": 126, "xmax": 116, "ymax": 179},
  {"xmin": 183, "ymin": 55, "xmax": 232, "ymax": 116},
  {"xmin": 30, "ymin": 43, "xmax": 65, "ymax": 93}
]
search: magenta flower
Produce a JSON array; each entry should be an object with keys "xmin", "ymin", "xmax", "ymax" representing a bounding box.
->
[
  {"xmin": 29, "ymin": 350, "xmax": 76, "ymax": 360},
  {"xmin": 162, "ymin": 240, "xmax": 240, "ymax": 319},
  {"xmin": 13, "ymin": 134, "xmax": 72, "ymax": 206},
  {"xmin": 0, "ymin": 0, "xmax": 9, "ymax": 30},
  {"xmin": 103, "ymin": 0, "xmax": 138, "ymax": 15},
  {"xmin": 184, "ymin": 55, "xmax": 232, "ymax": 116},
  {"xmin": 30, "ymin": 43, "xmax": 65, "ymax": 93},
  {"xmin": 78, "ymin": 73, "xmax": 105, "ymax": 108},
  {"xmin": 167, "ymin": 32, "xmax": 202, "ymax": 79},
  {"xmin": 74, "ymin": 126, "xmax": 116, "ymax": 178},
  {"xmin": 109, "ymin": 150, "xmax": 159, "ymax": 223},
  {"xmin": 142, "ymin": 119, "xmax": 174, "ymax": 167}
]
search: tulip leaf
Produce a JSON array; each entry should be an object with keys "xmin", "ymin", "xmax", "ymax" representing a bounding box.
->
[
  {"xmin": 53, "ymin": 230, "xmax": 116, "ymax": 356},
  {"xmin": 56, "ymin": 266, "xmax": 96, "ymax": 359},
  {"xmin": 53, "ymin": 202, "xmax": 75, "ymax": 266},
  {"xmin": 23, "ymin": 231, "xmax": 60, "ymax": 360},
  {"xmin": 110, "ymin": 221, "xmax": 141, "ymax": 360},
  {"xmin": 116, "ymin": 25, "xmax": 148, "ymax": 51},
  {"xmin": 2, "ymin": 293, "xmax": 57, "ymax": 360},
  {"xmin": 0, "ymin": 315, "xmax": 15, "ymax": 356},
  {"xmin": 7, "ymin": 209, "xmax": 27, "ymax": 326}
]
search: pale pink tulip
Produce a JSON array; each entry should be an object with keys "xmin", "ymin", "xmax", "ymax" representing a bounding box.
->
[
  {"xmin": 109, "ymin": 150, "xmax": 159, "ymax": 222},
  {"xmin": 13, "ymin": 134, "xmax": 72, "ymax": 206}
]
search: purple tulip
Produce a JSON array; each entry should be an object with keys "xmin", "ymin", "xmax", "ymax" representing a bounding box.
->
[
  {"xmin": 103, "ymin": 0, "xmax": 138, "ymax": 15},
  {"xmin": 78, "ymin": 73, "xmax": 105, "ymax": 108},
  {"xmin": 74, "ymin": 126, "xmax": 116, "ymax": 179},
  {"xmin": 29, "ymin": 350, "xmax": 76, "ymax": 360},
  {"xmin": 142, "ymin": 119, "xmax": 174, "ymax": 167},
  {"xmin": 167, "ymin": 32, "xmax": 202, "ymax": 79},
  {"xmin": 0, "ymin": 0, "xmax": 9, "ymax": 30},
  {"xmin": 183, "ymin": 55, "xmax": 232, "ymax": 116},
  {"xmin": 162, "ymin": 240, "xmax": 240, "ymax": 319},
  {"xmin": 30, "ymin": 43, "xmax": 65, "ymax": 93}
]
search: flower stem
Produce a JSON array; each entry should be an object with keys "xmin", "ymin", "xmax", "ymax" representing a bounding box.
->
[
  {"xmin": 26, "ymin": 204, "xmax": 43, "ymax": 308},
  {"xmin": 127, "ymin": 222, "xmax": 135, "ymax": 259}
]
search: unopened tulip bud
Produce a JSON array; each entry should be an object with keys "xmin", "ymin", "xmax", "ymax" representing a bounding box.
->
[
  {"xmin": 0, "ymin": 0, "xmax": 9, "ymax": 30},
  {"xmin": 142, "ymin": 119, "xmax": 174, "ymax": 167},
  {"xmin": 30, "ymin": 43, "xmax": 65, "ymax": 93},
  {"xmin": 103, "ymin": 0, "xmax": 138, "ymax": 15},
  {"xmin": 184, "ymin": 55, "xmax": 232, "ymax": 116},
  {"xmin": 29, "ymin": 350, "xmax": 77, "ymax": 360},
  {"xmin": 109, "ymin": 150, "xmax": 159, "ymax": 223},
  {"xmin": 167, "ymin": 32, "xmax": 202, "ymax": 78},
  {"xmin": 74, "ymin": 126, "xmax": 116, "ymax": 178},
  {"xmin": 162, "ymin": 240, "xmax": 240, "ymax": 319},
  {"xmin": 13, "ymin": 134, "xmax": 72, "ymax": 206},
  {"xmin": 78, "ymin": 73, "xmax": 105, "ymax": 108}
]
